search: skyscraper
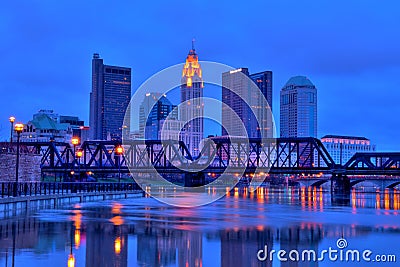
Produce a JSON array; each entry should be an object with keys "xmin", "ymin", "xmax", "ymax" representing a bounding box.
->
[
  {"xmin": 280, "ymin": 76, "xmax": 317, "ymax": 137},
  {"xmin": 139, "ymin": 92, "xmax": 178, "ymax": 140},
  {"xmin": 180, "ymin": 43, "xmax": 204, "ymax": 156},
  {"xmin": 222, "ymin": 68, "xmax": 273, "ymax": 138},
  {"xmin": 89, "ymin": 53, "xmax": 131, "ymax": 140}
]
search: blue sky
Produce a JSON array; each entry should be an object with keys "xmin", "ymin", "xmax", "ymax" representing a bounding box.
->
[{"xmin": 1, "ymin": 1, "xmax": 399, "ymax": 150}]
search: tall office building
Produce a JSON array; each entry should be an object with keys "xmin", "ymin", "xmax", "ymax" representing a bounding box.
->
[
  {"xmin": 89, "ymin": 53, "xmax": 131, "ymax": 140},
  {"xmin": 139, "ymin": 92, "xmax": 178, "ymax": 140},
  {"xmin": 280, "ymin": 76, "xmax": 317, "ymax": 137},
  {"xmin": 222, "ymin": 68, "xmax": 273, "ymax": 138},
  {"xmin": 249, "ymin": 71, "xmax": 273, "ymax": 111},
  {"xmin": 179, "ymin": 44, "xmax": 204, "ymax": 156}
]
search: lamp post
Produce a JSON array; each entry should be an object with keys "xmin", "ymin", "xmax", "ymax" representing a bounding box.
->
[
  {"xmin": 115, "ymin": 145, "xmax": 124, "ymax": 183},
  {"xmin": 14, "ymin": 123, "xmax": 24, "ymax": 197},
  {"xmin": 9, "ymin": 116, "xmax": 15, "ymax": 143},
  {"xmin": 71, "ymin": 137, "xmax": 80, "ymax": 181},
  {"xmin": 76, "ymin": 148, "xmax": 83, "ymax": 182}
]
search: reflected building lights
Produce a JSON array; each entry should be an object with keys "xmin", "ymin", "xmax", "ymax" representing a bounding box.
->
[
  {"xmin": 376, "ymin": 193, "xmax": 381, "ymax": 209},
  {"xmin": 234, "ymin": 187, "xmax": 239, "ymax": 198},
  {"xmin": 384, "ymin": 189, "xmax": 390, "ymax": 210},
  {"xmin": 110, "ymin": 216, "xmax": 124, "ymax": 226},
  {"xmin": 68, "ymin": 254, "xmax": 75, "ymax": 267},
  {"xmin": 74, "ymin": 229, "xmax": 81, "ymax": 249},
  {"xmin": 352, "ymin": 189, "xmax": 357, "ymax": 211},
  {"xmin": 115, "ymin": 237, "xmax": 122, "ymax": 255},
  {"xmin": 301, "ymin": 187, "xmax": 306, "ymax": 209},
  {"xmin": 72, "ymin": 209, "xmax": 82, "ymax": 249},
  {"xmin": 1, "ymin": 187, "xmax": 400, "ymax": 267},
  {"xmin": 112, "ymin": 202, "xmax": 123, "ymax": 215}
]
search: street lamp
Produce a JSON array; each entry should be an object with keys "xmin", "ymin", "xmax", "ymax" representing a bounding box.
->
[
  {"xmin": 115, "ymin": 145, "xmax": 124, "ymax": 183},
  {"xmin": 9, "ymin": 116, "xmax": 15, "ymax": 143},
  {"xmin": 14, "ymin": 123, "xmax": 24, "ymax": 197},
  {"xmin": 71, "ymin": 137, "xmax": 80, "ymax": 154},
  {"xmin": 71, "ymin": 137, "xmax": 80, "ymax": 181},
  {"xmin": 76, "ymin": 148, "xmax": 83, "ymax": 182}
]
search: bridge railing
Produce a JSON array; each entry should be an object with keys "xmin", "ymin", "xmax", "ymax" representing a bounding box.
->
[{"xmin": 0, "ymin": 182, "xmax": 141, "ymax": 198}]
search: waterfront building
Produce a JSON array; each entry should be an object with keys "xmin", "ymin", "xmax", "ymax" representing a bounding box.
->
[
  {"xmin": 280, "ymin": 76, "xmax": 317, "ymax": 137},
  {"xmin": 222, "ymin": 68, "xmax": 273, "ymax": 138},
  {"xmin": 179, "ymin": 43, "xmax": 204, "ymax": 156},
  {"xmin": 321, "ymin": 135, "xmax": 376, "ymax": 165},
  {"xmin": 89, "ymin": 53, "xmax": 131, "ymax": 141},
  {"xmin": 60, "ymin": 115, "xmax": 84, "ymax": 136},
  {"xmin": 139, "ymin": 92, "xmax": 178, "ymax": 140},
  {"xmin": 18, "ymin": 110, "xmax": 88, "ymax": 143},
  {"xmin": 19, "ymin": 110, "xmax": 73, "ymax": 143}
]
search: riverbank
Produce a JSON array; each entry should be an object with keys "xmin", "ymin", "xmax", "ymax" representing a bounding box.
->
[{"xmin": 0, "ymin": 190, "xmax": 143, "ymax": 219}]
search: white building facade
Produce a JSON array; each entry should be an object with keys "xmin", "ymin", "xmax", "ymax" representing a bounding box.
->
[{"xmin": 321, "ymin": 135, "xmax": 376, "ymax": 165}]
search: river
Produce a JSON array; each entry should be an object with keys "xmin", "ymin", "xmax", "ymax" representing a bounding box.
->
[{"xmin": 0, "ymin": 186, "xmax": 399, "ymax": 267}]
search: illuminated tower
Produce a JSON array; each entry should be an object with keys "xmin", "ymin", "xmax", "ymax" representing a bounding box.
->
[
  {"xmin": 180, "ymin": 41, "xmax": 204, "ymax": 157},
  {"xmin": 280, "ymin": 76, "xmax": 317, "ymax": 137}
]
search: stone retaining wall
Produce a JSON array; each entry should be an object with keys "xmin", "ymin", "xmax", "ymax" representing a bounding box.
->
[{"xmin": 0, "ymin": 153, "xmax": 41, "ymax": 182}]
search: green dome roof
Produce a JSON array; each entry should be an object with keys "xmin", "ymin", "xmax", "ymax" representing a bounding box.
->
[{"xmin": 284, "ymin": 76, "xmax": 315, "ymax": 88}]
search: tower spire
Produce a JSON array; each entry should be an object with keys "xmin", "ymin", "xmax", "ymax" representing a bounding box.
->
[{"xmin": 192, "ymin": 38, "xmax": 195, "ymax": 51}]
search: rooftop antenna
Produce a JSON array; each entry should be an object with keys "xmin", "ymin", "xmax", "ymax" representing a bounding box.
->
[{"xmin": 192, "ymin": 38, "xmax": 195, "ymax": 50}]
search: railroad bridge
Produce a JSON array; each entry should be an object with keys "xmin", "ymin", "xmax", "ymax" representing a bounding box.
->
[{"xmin": 2, "ymin": 138, "xmax": 400, "ymax": 193}]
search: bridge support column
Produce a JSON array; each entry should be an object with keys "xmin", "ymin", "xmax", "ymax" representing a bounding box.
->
[
  {"xmin": 331, "ymin": 174, "xmax": 350, "ymax": 205},
  {"xmin": 184, "ymin": 173, "xmax": 205, "ymax": 187}
]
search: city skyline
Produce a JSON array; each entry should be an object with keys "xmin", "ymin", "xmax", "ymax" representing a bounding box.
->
[{"xmin": 1, "ymin": 1, "xmax": 399, "ymax": 150}]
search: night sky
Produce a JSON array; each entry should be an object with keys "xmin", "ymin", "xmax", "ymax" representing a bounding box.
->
[{"xmin": 1, "ymin": 1, "xmax": 399, "ymax": 150}]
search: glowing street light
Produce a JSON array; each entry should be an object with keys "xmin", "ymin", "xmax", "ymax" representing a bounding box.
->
[
  {"xmin": 76, "ymin": 148, "xmax": 83, "ymax": 182},
  {"xmin": 71, "ymin": 137, "xmax": 80, "ymax": 181},
  {"xmin": 115, "ymin": 145, "xmax": 124, "ymax": 183},
  {"xmin": 13, "ymin": 123, "xmax": 23, "ymax": 196},
  {"xmin": 9, "ymin": 116, "xmax": 15, "ymax": 143},
  {"xmin": 71, "ymin": 137, "xmax": 80, "ymax": 146}
]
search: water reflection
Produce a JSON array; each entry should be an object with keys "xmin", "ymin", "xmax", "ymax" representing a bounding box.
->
[{"xmin": 0, "ymin": 187, "xmax": 399, "ymax": 266}]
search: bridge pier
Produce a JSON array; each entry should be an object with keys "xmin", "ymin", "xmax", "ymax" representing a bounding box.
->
[
  {"xmin": 184, "ymin": 172, "xmax": 205, "ymax": 187},
  {"xmin": 331, "ymin": 174, "xmax": 350, "ymax": 205}
]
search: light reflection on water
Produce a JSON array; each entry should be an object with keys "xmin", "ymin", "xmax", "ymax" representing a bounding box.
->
[{"xmin": 0, "ymin": 187, "xmax": 399, "ymax": 267}]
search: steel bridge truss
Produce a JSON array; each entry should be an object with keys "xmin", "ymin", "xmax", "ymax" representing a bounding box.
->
[
  {"xmin": 8, "ymin": 139, "xmax": 400, "ymax": 177},
  {"xmin": 205, "ymin": 137, "xmax": 335, "ymax": 174},
  {"xmin": 35, "ymin": 138, "xmax": 336, "ymax": 175},
  {"xmin": 344, "ymin": 152, "xmax": 400, "ymax": 175}
]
